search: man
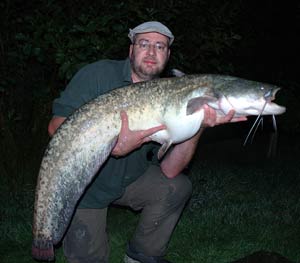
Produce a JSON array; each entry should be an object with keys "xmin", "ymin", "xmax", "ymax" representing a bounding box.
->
[{"xmin": 48, "ymin": 21, "xmax": 245, "ymax": 263}]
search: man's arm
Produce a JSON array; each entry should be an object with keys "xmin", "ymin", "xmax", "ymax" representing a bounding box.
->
[
  {"xmin": 160, "ymin": 128, "xmax": 204, "ymax": 178},
  {"xmin": 160, "ymin": 106, "xmax": 247, "ymax": 178}
]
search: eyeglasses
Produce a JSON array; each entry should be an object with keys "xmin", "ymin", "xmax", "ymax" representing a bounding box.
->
[{"xmin": 134, "ymin": 39, "xmax": 168, "ymax": 52}]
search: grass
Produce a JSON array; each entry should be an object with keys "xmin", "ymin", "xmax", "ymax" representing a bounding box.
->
[
  {"xmin": 0, "ymin": 134, "xmax": 300, "ymax": 262},
  {"xmin": 170, "ymin": 160, "xmax": 300, "ymax": 262}
]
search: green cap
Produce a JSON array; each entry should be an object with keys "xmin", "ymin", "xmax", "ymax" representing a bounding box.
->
[{"xmin": 128, "ymin": 21, "xmax": 174, "ymax": 45}]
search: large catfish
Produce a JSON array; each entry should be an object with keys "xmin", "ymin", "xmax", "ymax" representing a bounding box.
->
[{"xmin": 32, "ymin": 74, "xmax": 285, "ymax": 261}]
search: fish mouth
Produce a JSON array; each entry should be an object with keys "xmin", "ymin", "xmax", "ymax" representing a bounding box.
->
[
  {"xmin": 266, "ymin": 102, "xmax": 286, "ymax": 114},
  {"xmin": 266, "ymin": 87, "xmax": 280, "ymax": 102},
  {"xmin": 267, "ymin": 102, "xmax": 286, "ymax": 114},
  {"xmin": 265, "ymin": 88, "xmax": 286, "ymax": 114}
]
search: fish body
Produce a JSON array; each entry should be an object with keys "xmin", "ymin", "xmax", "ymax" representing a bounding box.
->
[{"xmin": 32, "ymin": 74, "xmax": 285, "ymax": 261}]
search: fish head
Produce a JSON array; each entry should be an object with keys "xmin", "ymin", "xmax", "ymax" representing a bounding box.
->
[{"xmin": 210, "ymin": 76, "xmax": 286, "ymax": 117}]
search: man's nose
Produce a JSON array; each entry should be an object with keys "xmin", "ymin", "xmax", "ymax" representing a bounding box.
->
[{"xmin": 146, "ymin": 44, "xmax": 156, "ymax": 55}]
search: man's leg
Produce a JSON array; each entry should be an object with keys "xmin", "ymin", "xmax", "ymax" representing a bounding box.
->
[
  {"xmin": 114, "ymin": 165, "xmax": 192, "ymax": 258},
  {"xmin": 63, "ymin": 208, "xmax": 109, "ymax": 263}
]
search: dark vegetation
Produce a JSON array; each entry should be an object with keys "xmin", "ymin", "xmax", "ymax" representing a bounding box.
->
[
  {"xmin": 1, "ymin": 0, "xmax": 299, "ymax": 188},
  {"xmin": 0, "ymin": 0, "xmax": 299, "ymax": 262}
]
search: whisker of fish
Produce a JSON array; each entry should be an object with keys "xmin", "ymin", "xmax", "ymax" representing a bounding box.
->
[
  {"xmin": 250, "ymin": 116, "xmax": 263, "ymax": 144},
  {"xmin": 243, "ymin": 115, "xmax": 261, "ymax": 146},
  {"xmin": 272, "ymin": 114, "xmax": 277, "ymax": 131},
  {"xmin": 243, "ymin": 100, "xmax": 267, "ymax": 146}
]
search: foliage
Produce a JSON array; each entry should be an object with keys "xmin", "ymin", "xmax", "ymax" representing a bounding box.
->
[
  {"xmin": 0, "ymin": 0, "xmax": 248, "ymax": 180},
  {"xmin": 3, "ymin": 0, "xmax": 243, "ymax": 83}
]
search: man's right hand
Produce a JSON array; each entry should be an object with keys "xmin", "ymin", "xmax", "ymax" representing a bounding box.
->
[
  {"xmin": 111, "ymin": 111, "xmax": 166, "ymax": 157},
  {"xmin": 48, "ymin": 116, "xmax": 66, "ymax": 137}
]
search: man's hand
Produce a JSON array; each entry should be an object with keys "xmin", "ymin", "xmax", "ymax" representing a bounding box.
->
[
  {"xmin": 48, "ymin": 116, "xmax": 66, "ymax": 137},
  {"xmin": 111, "ymin": 111, "xmax": 166, "ymax": 157},
  {"xmin": 160, "ymin": 105, "xmax": 247, "ymax": 178},
  {"xmin": 201, "ymin": 105, "xmax": 247, "ymax": 127}
]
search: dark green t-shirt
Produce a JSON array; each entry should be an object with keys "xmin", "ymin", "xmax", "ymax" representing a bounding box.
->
[{"xmin": 52, "ymin": 58, "xmax": 159, "ymax": 208}]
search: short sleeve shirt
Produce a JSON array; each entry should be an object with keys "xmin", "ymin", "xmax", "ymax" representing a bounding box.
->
[{"xmin": 52, "ymin": 58, "xmax": 159, "ymax": 208}]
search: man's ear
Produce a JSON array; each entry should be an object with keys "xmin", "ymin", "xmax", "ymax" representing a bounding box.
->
[{"xmin": 129, "ymin": 44, "xmax": 133, "ymax": 59}]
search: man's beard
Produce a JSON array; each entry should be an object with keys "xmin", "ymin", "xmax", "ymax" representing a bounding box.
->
[{"xmin": 130, "ymin": 55, "xmax": 166, "ymax": 81}]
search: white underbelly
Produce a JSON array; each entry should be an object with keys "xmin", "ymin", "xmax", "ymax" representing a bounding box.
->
[{"xmin": 150, "ymin": 109, "xmax": 205, "ymax": 144}]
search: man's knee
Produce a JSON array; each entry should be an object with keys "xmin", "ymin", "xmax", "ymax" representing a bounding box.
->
[
  {"xmin": 64, "ymin": 219, "xmax": 95, "ymax": 262},
  {"xmin": 165, "ymin": 173, "xmax": 192, "ymax": 204},
  {"xmin": 63, "ymin": 209, "xmax": 108, "ymax": 263}
]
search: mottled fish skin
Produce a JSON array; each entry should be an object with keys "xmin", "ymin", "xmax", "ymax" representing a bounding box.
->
[{"xmin": 32, "ymin": 74, "xmax": 285, "ymax": 261}]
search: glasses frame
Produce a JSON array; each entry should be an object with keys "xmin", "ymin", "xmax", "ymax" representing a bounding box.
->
[{"xmin": 133, "ymin": 39, "xmax": 169, "ymax": 53}]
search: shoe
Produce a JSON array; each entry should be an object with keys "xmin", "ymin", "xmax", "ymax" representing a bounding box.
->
[
  {"xmin": 124, "ymin": 254, "xmax": 172, "ymax": 263},
  {"xmin": 124, "ymin": 244, "xmax": 172, "ymax": 263},
  {"xmin": 124, "ymin": 254, "xmax": 142, "ymax": 263}
]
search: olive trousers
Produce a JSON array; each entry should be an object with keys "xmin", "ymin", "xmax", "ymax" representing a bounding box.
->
[{"xmin": 63, "ymin": 165, "xmax": 192, "ymax": 263}]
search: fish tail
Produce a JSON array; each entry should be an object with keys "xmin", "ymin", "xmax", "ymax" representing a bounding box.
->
[{"xmin": 32, "ymin": 239, "xmax": 54, "ymax": 261}]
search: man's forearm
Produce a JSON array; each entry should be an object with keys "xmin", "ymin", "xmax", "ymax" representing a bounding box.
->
[{"xmin": 160, "ymin": 128, "xmax": 205, "ymax": 178}]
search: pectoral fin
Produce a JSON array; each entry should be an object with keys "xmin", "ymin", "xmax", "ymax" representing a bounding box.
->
[
  {"xmin": 157, "ymin": 140, "xmax": 173, "ymax": 160},
  {"xmin": 187, "ymin": 96, "xmax": 217, "ymax": 115}
]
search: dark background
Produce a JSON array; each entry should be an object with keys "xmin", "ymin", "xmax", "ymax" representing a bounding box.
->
[{"xmin": 0, "ymin": 0, "xmax": 299, "ymax": 182}]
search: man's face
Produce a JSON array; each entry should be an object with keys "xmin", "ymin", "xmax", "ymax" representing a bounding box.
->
[{"xmin": 129, "ymin": 32, "xmax": 170, "ymax": 82}]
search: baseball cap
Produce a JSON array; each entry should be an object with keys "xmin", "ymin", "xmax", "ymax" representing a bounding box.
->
[{"xmin": 128, "ymin": 21, "xmax": 174, "ymax": 45}]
